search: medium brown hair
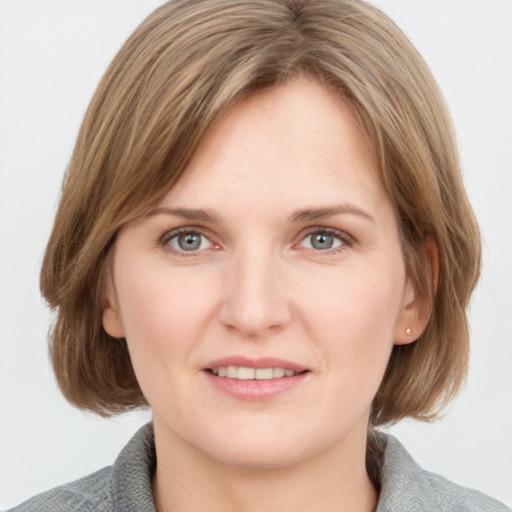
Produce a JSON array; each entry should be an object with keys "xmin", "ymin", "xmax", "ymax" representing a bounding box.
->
[{"xmin": 41, "ymin": 0, "xmax": 481, "ymax": 424}]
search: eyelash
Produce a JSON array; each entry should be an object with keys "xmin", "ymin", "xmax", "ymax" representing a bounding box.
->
[
  {"xmin": 298, "ymin": 228, "xmax": 354, "ymax": 254},
  {"xmin": 159, "ymin": 226, "xmax": 354, "ymax": 257},
  {"xmin": 160, "ymin": 227, "xmax": 216, "ymax": 257}
]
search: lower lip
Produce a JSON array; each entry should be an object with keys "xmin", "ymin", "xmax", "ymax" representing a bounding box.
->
[{"xmin": 203, "ymin": 371, "xmax": 309, "ymax": 400}]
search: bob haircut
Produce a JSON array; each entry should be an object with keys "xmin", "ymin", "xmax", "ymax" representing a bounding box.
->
[{"xmin": 41, "ymin": 0, "xmax": 481, "ymax": 425}]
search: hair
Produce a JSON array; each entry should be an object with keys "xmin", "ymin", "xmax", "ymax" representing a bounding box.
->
[{"xmin": 41, "ymin": 0, "xmax": 481, "ymax": 425}]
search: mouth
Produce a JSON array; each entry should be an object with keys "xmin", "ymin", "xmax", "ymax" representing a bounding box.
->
[
  {"xmin": 207, "ymin": 366, "xmax": 307, "ymax": 380},
  {"xmin": 203, "ymin": 357, "xmax": 310, "ymax": 399}
]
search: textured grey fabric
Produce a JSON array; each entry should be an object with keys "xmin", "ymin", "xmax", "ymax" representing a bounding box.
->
[
  {"xmin": 9, "ymin": 424, "xmax": 157, "ymax": 512},
  {"xmin": 375, "ymin": 435, "xmax": 509, "ymax": 511},
  {"xmin": 9, "ymin": 423, "xmax": 509, "ymax": 511}
]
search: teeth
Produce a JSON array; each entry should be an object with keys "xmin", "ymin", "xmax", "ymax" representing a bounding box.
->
[
  {"xmin": 211, "ymin": 366, "xmax": 299, "ymax": 379},
  {"xmin": 255, "ymin": 368, "xmax": 273, "ymax": 380},
  {"xmin": 273, "ymin": 367, "xmax": 285, "ymax": 378},
  {"xmin": 238, "ymin": 367, "xmax": 255, "ymax": 379}
]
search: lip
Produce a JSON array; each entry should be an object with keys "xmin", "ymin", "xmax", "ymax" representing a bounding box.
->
[
  {"xmin": 203, "ymin": 356, "xmax": 310, "ymax": 401},
  {"xmin": 205, "ymin": 356, "xmax": 308, "ymax": 373}
]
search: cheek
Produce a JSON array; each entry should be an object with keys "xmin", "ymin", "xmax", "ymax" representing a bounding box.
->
[
  {"xmin": 116, "ymin": 264, "xmax": 208, "ymax": 342},
  {"xmin": 112, "ymin": 266, "xmax": 214, "ymax": 391},
  {"xmin": 116, "ymin": 284, "xmax": 207, "ymax": 423},
  {"xmin": 298, "ymin": 264, "xmax": 405, "ymax": 373},
  {"xmin": 299, "ymin": 274, "xmax": 401, "ymax": 421},
  {"xmin": 305, "ymin": 265, "xmax": 403, "ymax": 328}
]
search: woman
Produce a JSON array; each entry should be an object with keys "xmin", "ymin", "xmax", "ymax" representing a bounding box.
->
[{"xmin": 8, "ymin": 0, "xmax": 509, "ymax": 510}]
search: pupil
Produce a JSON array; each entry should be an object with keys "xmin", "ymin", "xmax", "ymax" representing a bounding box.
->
[
  {"xmin": 178, "ymin": 233, "xmax": 201, "ymax": 251},
  {"xmin": 312, "ymin": 233, "xmax": 333, "ymax": 250}
]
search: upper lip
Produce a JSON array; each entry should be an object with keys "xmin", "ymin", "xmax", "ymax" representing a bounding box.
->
[{"xmin": 204, "ymin": 356, "xmax": 308, "ymax": 373}]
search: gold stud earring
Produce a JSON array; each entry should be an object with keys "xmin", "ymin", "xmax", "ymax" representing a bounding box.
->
[{"xmin": 406, "ymin": 328, "xmax": 413, "ymax": 336}]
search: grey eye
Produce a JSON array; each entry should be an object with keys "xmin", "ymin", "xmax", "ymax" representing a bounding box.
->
[
  {"xmin": 168, "ymin": 232, "xmax": 211, "ymax": 252},
  {"xmin": 311, "ymin": 232, "xmax": 334, "ymax": 249},
  {"xmin": 302, "ymin": 231, "xmax": 343, "ymax": 251},
  {"xmin": 178, "ymin": 233, "xmax": 201, "ymax": 251}
]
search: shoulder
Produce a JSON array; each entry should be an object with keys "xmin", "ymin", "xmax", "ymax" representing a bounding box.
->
[
  {"xmin": 373, "ymin": 433, "xmax": 510, "ymax": 512},
  {"xmin": 7, "ymin": 467, "xmax": 114, "ymax": 512},
  {"xmin": 8, "ymin": 423, "xmax": 157, "ymax": 512},
  {"xmin": 421, "ymin": 469, "xmax": 510, "ymax": 512}
]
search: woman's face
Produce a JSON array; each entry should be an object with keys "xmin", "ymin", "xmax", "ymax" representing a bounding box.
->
[{"xmin": 103, "ymin": 78, "xmax": 418, "ymax": 468}]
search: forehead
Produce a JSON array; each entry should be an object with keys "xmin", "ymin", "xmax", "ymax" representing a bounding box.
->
[{"xmin": 160, "ymin": 77, "xmax": 386, "ymax": 216}]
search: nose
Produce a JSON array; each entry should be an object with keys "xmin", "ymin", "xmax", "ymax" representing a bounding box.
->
[{"xmin": 218, "ymin": 247, "xmax": 291, "ymax": 338}]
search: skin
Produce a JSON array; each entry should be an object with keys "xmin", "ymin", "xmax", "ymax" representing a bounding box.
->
[{"xmin": 103, "ymin": 77, "xmax": 426, "ymax": 512}]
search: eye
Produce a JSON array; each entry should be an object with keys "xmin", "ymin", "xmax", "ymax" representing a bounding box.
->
[
  {"xmin": 299, "ymin": 229, "xmax": 349, "ymax": 251},
  {"xmin": 163, "ymin": 229, "xmax": 213, "ymax": 253}
]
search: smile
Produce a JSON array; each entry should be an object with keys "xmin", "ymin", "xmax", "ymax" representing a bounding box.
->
[
  {"xmin": 204, "ymin": 357, "xmax": 310, "ymax": 399},
  {"xmin": 210, "ymin": 366, "xmax": 300, "ymax": 379}
]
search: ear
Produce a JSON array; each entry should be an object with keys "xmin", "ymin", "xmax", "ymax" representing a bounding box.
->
[
  {"xmin": 102, "ymin": 297, "xmax": 125, "ymax": 339},
  {"xmin": 394, "ymin": 237, "xmax": 439, "ymax": 345}
]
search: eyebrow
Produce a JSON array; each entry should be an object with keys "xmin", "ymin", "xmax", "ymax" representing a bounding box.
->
[
  {"xmin": 146, "ymin": 204, "xmax": 375, "ymax": 224},
  {"xmin": 146, "ymin": 207, "xmax": 221, "ymax": 223},
  {"xmin": 289, "ymin": 204, "xmax": 375, "ymax": 223}
]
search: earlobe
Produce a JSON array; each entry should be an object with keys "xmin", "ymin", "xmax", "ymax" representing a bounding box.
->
[
  {"xmin": 102, "ymin": 301, "xmax": 125, "ymax": 338},
  {"xmin": 394, "ymin": 278, "xmax": 424, "ymax": 345},
  {"xmin": 394, "ymin": 237, "xmax": 439, "ymax": 345},
  {"xmin": 100, "ymin": 257, "xmax": 125, "ymax": 338}
]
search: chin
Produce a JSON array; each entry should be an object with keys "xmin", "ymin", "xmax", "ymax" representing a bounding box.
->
[
  {"xmin": 210, "ymin": 445, "xmax": 306, "ymax": 470},
  {"xmin": 196, "ymin": 427, "xmax": 316, "ymax": 470}
]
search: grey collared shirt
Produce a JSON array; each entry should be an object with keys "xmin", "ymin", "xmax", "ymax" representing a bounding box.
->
[{"xmin": 9, "ymin": 423, "xmax": 509, "ymax": 511}]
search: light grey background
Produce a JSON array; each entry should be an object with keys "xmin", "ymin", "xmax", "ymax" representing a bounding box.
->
[{"xmin": 1, "ymin": 0, "xmax": 511, "ymax": 508}]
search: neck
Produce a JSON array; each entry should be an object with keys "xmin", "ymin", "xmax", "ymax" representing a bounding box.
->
[{"xmin": 152, "ymin": 422, "xmax": 378, "ymax": 512}]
